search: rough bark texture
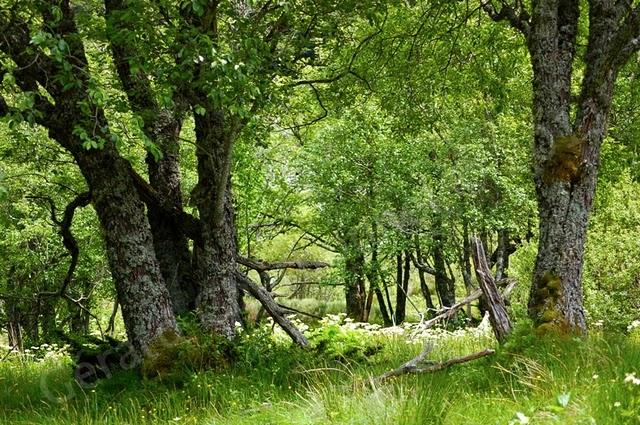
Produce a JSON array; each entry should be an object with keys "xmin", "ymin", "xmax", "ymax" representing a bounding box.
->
[
  {"xmin": 192, "ymin": 112, "xmax": 242, "ymax": 338},
  {"xmin": 145, "ymin": 123, "xmax": 197, "ymax": 315},
  {"xmin": 76, "ymin": 149, "xmax": 179, "ymax": 352},
  {"xmin": 0, "ymin": 3, "xmax": 178, "ymax": 352},
  {"xmin": 105, "ymin": 0, "xmax": 197, "ymax": 315},
  {"xmin": 485, "ymin": 0, "xmax": 640, "ymax": 334},
  {"xmin": 526, "ymin": 0, "xmax": 618, "ymax": 334}
]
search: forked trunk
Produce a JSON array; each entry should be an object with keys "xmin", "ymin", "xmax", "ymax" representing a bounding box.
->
[{"xmin": 192, "ymin": 112, "xmax": 242, "ymax": 337}]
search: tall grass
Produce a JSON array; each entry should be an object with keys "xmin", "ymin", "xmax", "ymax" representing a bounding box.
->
[{"xmin": 1, "ymin": 324, "xmax": 639, "ymax": 424}]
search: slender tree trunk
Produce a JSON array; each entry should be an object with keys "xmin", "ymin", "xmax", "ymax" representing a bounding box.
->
[
  {"xmin": 433, "ymin": 234, "xmax": 455, "ymax": 307},
  {"xmin": 344, "ymin": 249, "xmax": 366, "ymax": 321},
  {"xmin": 417, "ymin": 267, "xmax": 435, "ymax": 315},
  {"xmin": 461, "ymin": 223, "xmax": 475, "ymax": 317},
  {"xmin": 366, "ymin": 242, "xmax": 393, "ymax": 326},
  {"xmin": 393, "ymin": 253, "xmax": 410, "ymax": 324}
]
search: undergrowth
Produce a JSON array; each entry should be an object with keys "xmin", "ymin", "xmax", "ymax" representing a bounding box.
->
[{"xmin": 1, "ymin": 318, "xmax": 640, "ymax": 424}]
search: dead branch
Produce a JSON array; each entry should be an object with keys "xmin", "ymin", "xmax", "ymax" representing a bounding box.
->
[
  {"xmin": 421, "ymin": 289, "xmax": 483, "ymax": 329},
  {"xmin": 419, "ymin": 276, "xmax": 516, "ymax": 330},
  {"xmin": 374, "ymin": 346, "xmax": 495, "ymax": 382},
  {"xmin": 471, "ymin": 236, "xmax": 513, "ymax": 343},
  {"xmin": 237, "ymin": 256, "xmax": 329, "ymax": 272},
  {"xmin": 236, "ymin": 272, "xmax": 309, "ymax": 348}
]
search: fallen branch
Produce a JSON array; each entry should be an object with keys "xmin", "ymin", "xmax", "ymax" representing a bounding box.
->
[
  {"xmin": 421, "ymin": 289, "xmax": 482, "ymax": 329},
  {"xmin": 238, "ymin": 256, "xmax": 329, "ymax": 272},
  {"xmin": 374, "ymin": 346, "xmax": 495, "ymax": 383},
  {"xmin": 236, "ymin": 272, "xmax": 309, "ymax": 348},
  {"xmin": 420, "ymin": 277, "xmax": 517, "ymax": 330}
]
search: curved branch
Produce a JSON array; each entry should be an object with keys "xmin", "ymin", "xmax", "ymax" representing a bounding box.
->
[{"xmin": 482, "ymin": 1, "xmax": 530, "ymax": 39}]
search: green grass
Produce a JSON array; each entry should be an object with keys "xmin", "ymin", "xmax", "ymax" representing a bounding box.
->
[{"xmin": 1, "ymin": 325, "xmax": 640, "ymax": 425}]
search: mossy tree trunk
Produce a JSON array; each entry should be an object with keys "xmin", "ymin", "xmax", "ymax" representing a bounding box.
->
[
  {"xmin": 485, "ymin": 0, "xmax": 640, "ymax": 334},
  {"xmin": 105, "ymin": 0, "xmax": 197, "ymax": 315},
  {"xmin": 0, "ymin": 3, "xmax": 178, "ymax": 353},
  {"xmin": 192, "ymin": 111, "xmax": 242, "ymax": 338}
]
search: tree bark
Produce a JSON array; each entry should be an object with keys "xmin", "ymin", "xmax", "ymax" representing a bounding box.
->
[
  {"xmin": 0, "ymin": 4, "xmax": 179, "ymax": 352},
  {"xmin": 485, "ymin": 0, "xmax": 640, "ymax": 335},
  {"xmin": 192, "ymin": 111, "xmax": 242, "ymax": 338},
  {"xmin": 105, "ymin": 0, "xmax": 197, "ymax": 315},
  {"xmin": 393, "ymin": 252, "xmax": 410, "ymax": 324},
  {"xmin": 526, "ymin": 0, "xmax": 615, "ymax": 334},
  {"xmin": 77, "ymin": 149, "xmax": 179, "ymax": 352}
]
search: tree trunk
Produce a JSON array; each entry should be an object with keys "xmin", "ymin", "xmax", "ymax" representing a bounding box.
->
[
  {"xmin": 460, "ymin": 223, "xmax": 475, "ymax": 318},
  {"xmin": 365, "ymin": 247, "xmax": 392, "ymax": 326},
  {"xmin": 433, "ymin": 234, "xmax": 455, "ymax": 308},
  {"xmin": 146, "ymin": 133, "xmax": 197, "ymax": 315},
  {"xmin": 525, "ymin": 0, "xmax": 620, "ymax": 334},
  {"xmin": 393, "ymin": 252, "xmax": 410, "ymax": 324},
  {"xmin": 0, "ymin": 0, "xmax": 179, "ymax": 353},
  {"xmin": 104, "ymin": 1, "xmax": 197, "ymax": 315},
  {"xmin": 192, "ymin": 112, "xmax": 241, "ymax": 338},
  {"xmin": 344, "ymin": 249, "xmax": 366, "ymax": 321},
  {"xmin": 74, "ymin": 148, "xmax": 179, "ymax": 352},
  {"xmin": 417, "ymin": 267, "xmax": 436, "ymax": 315}
]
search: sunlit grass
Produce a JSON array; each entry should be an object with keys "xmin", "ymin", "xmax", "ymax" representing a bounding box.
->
[{"xmin": 1, "ymin": 323, "xmax": 640, "ymax": 424}]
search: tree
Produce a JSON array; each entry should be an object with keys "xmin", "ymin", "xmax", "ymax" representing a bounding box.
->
[
  {"xmin": 483, "ymin": 0, "xmax": 640, "ymax": 333},
  {"xmin": 0, "ymin": 0, "xmax": 178, "ymax": 352}
]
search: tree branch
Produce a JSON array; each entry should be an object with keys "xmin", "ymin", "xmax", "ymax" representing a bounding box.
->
[
  {"xmin": 236, "ymin": 272, "xmax": 309, "ymax": 347},
  {"xmin": 237, "ymin": 256, "xmax": 329, "ymax": 272},
  {"xmin": 481, "ymin": 0, "xmax": 530, "ymax": 39},
  {"xmin": 374, "ymin": 345, "xmax": 495, "ymax": 382}
]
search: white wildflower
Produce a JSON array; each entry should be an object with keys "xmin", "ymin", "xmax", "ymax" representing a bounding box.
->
[
  {"xmin": 627, "ymin": 320, "xmax": 640, "ymax": 332},
  {"xmin": 624, "ymin": 373, "xmax": 640, "ymax": 385}
]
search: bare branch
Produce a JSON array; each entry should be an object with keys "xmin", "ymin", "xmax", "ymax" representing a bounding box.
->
[
  {"xmin": 236, "ymin": 272, "xmax": 309, "ymax": 347},
  {"xmin": 237, "ymin": 256, "xmax": 329, "ymax": 272},
  {"xmin": 374, "ymin": 345, "xmax": 495, "ymax": 382}
]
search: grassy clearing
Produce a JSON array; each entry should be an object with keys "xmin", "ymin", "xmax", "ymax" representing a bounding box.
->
[{"xmin": 1, "ymin": 323, "xmax": 640, "ymax": 425}]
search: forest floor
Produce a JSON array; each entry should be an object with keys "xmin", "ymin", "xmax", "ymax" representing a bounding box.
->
[{"xmin": 1, "ymin": 320, "xmax": 640, "ymax": 425}]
